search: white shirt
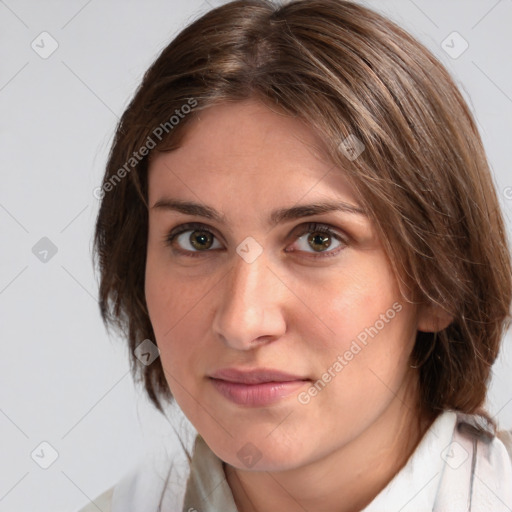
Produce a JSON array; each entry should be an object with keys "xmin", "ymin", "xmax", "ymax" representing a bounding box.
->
[{"xmin": 78, "ymin": 410, "xmax": 512, "ymax": 512}]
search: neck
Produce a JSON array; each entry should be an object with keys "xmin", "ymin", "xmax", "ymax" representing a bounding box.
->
[{"xmin": 224, "ymin": 373, "xmax": 435, "ymax": 512}]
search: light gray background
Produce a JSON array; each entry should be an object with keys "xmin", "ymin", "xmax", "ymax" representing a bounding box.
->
[{"xmin": 1, "ymin": 1, "xmax": 511, "ymax": 511}]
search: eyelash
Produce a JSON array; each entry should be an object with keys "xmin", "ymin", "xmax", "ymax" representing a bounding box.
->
[{"xmin": 164, "ymin": 222, "xmax": 348, "ymax": 259}]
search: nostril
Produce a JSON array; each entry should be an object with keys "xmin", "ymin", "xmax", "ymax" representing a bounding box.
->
[{"xmin": 251, "ymin": 335, "xmax": 275, "ymax": 345}]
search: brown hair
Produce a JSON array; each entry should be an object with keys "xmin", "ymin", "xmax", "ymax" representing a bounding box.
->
[{"xmin": 93, "ymin": 0, "xmax": 512, "ymax": 427}]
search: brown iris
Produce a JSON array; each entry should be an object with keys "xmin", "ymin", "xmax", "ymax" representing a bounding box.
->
[
  {"xmin": 308, "ymin": 232, "xmax": 331, "ymax": 252},
  {"xmin": 190, "ymin": 230, "xmax": 214, "ymax": 250}
]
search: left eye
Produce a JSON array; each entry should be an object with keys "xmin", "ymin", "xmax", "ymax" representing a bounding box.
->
[
  {"xmin": 165, "ymin": 222, "xmax": 347, "ymax": 257},
  {"xmin": 287, "ymin": 223, "xmax": 347, "ymax": 256}
]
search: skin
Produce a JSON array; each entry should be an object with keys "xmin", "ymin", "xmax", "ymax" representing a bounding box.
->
[{"xmin": 145, "ymin": 98, "xmax": 451, "ymax": 512}]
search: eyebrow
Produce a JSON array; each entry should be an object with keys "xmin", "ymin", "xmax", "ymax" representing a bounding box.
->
[{"xmin": 152, "ymin": 198, "xmax": 367, "ymax": 227}]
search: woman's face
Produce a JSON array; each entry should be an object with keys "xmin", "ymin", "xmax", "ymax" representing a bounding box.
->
[{"xmin": 145, "ymin": 99, "xmax": 433, "ymax": 471}]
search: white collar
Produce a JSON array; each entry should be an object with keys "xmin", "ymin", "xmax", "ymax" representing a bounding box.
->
[
  {"xmin": 111, "ymin": 410, "xmax": 512, "ymax": 511},
  {"xmin": 181, "ymin": 411, "xmax": 457, "ymax": 512},
  {"xmin": 362, "ymin": 410, "xmax": 456, "ymax": 511}
]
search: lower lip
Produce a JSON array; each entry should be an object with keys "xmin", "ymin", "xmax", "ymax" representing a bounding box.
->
[{"xmin": 209, "ymin": 378, "xmax": 309, "ymax": 407}]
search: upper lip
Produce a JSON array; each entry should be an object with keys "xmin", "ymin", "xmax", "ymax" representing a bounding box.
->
[{"xmin": 209, "ymin": 368, "xmax": 309, "ymax": 384}]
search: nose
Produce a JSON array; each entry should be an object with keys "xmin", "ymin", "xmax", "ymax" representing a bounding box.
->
[{"xmin": 212, "ymin": 250, "xmax": 287, "ymax": 350}]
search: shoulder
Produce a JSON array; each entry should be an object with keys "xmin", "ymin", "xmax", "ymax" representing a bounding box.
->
[
  {"xmin": 76, "ymin": 486, "xmax": 114, "ymax": 512},
  {"xmin": 434, "ymin": 411, "xmax": 512, "ymax": 510},
  {"xmin": 455, "ymin": 411, "xmax": 512, "ymax": 462},
  {"xmin": 454, "ymin": 411, "xmax": 512, "ymax": 467},
  {"xmin": 497, "ymin": 428, "xmax": 512, "ymax": 462},
  {"xmin": 110, "ymin": 441, "xmax": 193, "ymax": 511},
  {"xmin": 74, "ymin": 439, "xmax": 192, "ymax": 512}
]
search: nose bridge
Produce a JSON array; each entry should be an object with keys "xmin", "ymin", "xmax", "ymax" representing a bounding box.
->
[{"xmin": 213, "ymin": 251, "xmax": 286, "ymax": 349}]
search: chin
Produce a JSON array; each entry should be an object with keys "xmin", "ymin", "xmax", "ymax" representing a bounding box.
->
[{"xmin": 202, "ymin": 428, "xmax": 314, "ymax": 472}]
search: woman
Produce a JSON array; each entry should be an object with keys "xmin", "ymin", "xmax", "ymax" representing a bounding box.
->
[{"xmin": 83, "ymin": 0, "xmax": 512, "ymax": 510}]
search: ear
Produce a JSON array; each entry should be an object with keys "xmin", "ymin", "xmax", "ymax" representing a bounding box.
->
[{"xmin": 417, "ymin": 303, "xmax": 453, "ymax": 333}]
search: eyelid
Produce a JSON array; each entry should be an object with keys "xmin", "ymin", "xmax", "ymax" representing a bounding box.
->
[
  {"xmin": 291, "ymin": 222, "xmax": 349, "ymax": 243},
  {"xmin": 166, "ymin": 222, "xmax": 220, "ymax": 242}
]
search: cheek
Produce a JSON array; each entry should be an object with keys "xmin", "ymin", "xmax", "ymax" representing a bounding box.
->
[
  {"xmin": 318, "ymin": 293, "xmax": 417, "ymax": 410},
  {"xmin": 302, "ymin": 253, "xmax": 404, "ymax": 350},
  {"xmin": 301, "ymin": 254, "xmax": 418, "ymax": 400},
  {"xmin": 146, "ymin": 276, "xmax": 203, "ymax": 347},
  {"xmin": 144, "ymin": 254, "xmax": 217, "ymax": 378},
  {"xmin": 145, "ymin": 270, "xmax": 205, "ymax": 406},
  {"xmin": 145, "ymin": 243, "xmax": 207, "ymax": 331}
]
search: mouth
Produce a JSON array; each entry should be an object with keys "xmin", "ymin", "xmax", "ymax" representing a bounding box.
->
[{"xmin": 208, "ymin": 367, "xmax": 311, "ymax": 407}]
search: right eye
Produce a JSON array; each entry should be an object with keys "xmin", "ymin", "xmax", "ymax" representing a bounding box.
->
[{"xmin": 165, "ymin": 222, "xmax": 223, "ymax": 256}]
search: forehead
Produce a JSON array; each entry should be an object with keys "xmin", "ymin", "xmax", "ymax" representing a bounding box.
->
[
  {"xmin": 150, "ymin": 99, "xmax": 328, "ymax": 168},
  {"xmin": 147, "ymin": 99, "xmax": 361, "ymax": 208}
]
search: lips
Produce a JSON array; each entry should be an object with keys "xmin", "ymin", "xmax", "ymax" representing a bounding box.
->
[
  {"xmin": 208, "ymin": 367, "xmax": 310, "ymax": 406},
  {"xmin": 210, "ymin": 367, "xmax": 308, "ymax": 384}
]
